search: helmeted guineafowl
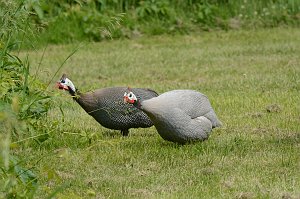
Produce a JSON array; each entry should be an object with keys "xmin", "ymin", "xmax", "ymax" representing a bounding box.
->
[
  {"xmin": 57, "ymin": 74, "xmax": 158, "ymax": 136},
  {"xmin": 123, "ymin": 89, "xmax": 221, "ymax": 143}
]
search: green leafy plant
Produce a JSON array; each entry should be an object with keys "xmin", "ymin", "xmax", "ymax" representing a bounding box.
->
[
  {"xmin": 193, "ymin": 2, "xmax": 218, "ymax": 26},
  {"xmin": 28, "ymin": 0, "xmax": 300, "ymax": 44},
  {"xmin": 0, "ymin": 0, "xmax": 60, "ymax": 197},
  {"xmin": 136, "ymin": 0, "xmax": 174, "ymax": 20},
  {"xmin": 0, "ymin": 148, "xmax": 38, "ymax": 198}
]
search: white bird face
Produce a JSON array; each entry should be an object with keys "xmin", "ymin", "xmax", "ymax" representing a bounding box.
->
[
  {"xmin": 123, "ymin": 91, "xmax": 137, "ymax": 104},
  {"xmin": 57, "ymin": 74, "xmax": 76, "ymax": 92}
]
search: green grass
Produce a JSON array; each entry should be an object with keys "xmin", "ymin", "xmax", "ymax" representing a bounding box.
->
[
  {"xmin": 19, "ymin": 27, "xmax": 300, "ymax": 198},
  {"xmin": 24, "ymin": 0, "xmax": 300, "ymax": 45}
]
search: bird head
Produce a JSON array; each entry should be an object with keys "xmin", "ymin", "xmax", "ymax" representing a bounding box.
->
[
  {"xmin": 56, "ymin": 74, "xmax": 76, "ymax": 92},
  {"xmin": 123, "ymin": 91, "xmax": 137, "ymax": 104}
]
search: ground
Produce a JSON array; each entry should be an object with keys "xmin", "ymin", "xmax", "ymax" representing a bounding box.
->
[{"xmin": 20, "ymin": 27, "xmax": 300, "ymax": 198}]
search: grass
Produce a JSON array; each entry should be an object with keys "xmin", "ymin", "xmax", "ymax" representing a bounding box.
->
[
  {"xmin": 18, "ymin": 27, "xmax": 300, "ymax": 198},
  {"xmin": 24, "ymin": 0, "xmax": 300, "ymax": 45}
]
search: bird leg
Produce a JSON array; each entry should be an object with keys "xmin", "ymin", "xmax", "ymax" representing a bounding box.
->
[{"xmin": 121, "ymin": 129, "xmax": 129, "ymax": 136}]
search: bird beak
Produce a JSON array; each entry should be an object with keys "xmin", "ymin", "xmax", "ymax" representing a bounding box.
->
[
  {"xmin": 56, "ymin": 82, "xmax": 69, "ymax": 90},
  {"xmin": 123, "ymin": 96, "xmax": 135, "ymax": 104}
]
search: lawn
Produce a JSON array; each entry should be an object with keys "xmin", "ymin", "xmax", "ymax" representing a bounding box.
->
[{"xmin": 20, "ymin": 27, "xmax": 300, "ymax": 198}]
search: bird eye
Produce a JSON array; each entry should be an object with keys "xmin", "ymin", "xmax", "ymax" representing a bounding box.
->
[
  {"xmin": 61, "ymin": 80, "xmax": 65, "ymax": 83},
  {"xmin": 129, "ymin": 93, "xmax": 132, "ymax": 98}
]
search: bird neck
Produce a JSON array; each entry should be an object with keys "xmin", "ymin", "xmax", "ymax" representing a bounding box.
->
[
  {"xmin": 68, "ymin": 87, "xmax": 76, "ymax": 96},
  {"xmin": 133, "ymin": 99, "xmax": 142, "ymax": 109},
  {"xmin": 68, "ymin": 88, "xmax": 82, "ymax": 102}
]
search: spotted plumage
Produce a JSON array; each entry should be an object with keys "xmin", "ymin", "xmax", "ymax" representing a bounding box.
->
[{"xmin": 57, "ymin": 74, "xmax": 158, "ymax": 136}]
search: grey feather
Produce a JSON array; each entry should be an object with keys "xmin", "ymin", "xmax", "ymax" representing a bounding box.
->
[{"xmin": 137, "ymin": 90, "xmax": 221, "ymax": 144}]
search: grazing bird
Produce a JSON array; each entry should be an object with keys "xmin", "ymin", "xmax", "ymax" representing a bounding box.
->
[
  {"xmin": 57, "ymin": 74, "xmax": 158, "ymax": 136},
  {"xmin": 123, "ymin": 89, "xmax": 222, "ymax": 144}
]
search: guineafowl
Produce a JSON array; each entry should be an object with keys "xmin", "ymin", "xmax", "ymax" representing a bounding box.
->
[
  {"xmin": 123, "ymin": 89, "xmax": 221, "ymax": 143},
  {"xmin": 57, "ymin": 74, "xmax": 158, "ymax": 136}
]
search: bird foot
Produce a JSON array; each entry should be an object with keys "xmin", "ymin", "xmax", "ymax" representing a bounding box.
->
[{"xmin": 121, "ymin": 129, "xmax": 129, "ymax": 136}]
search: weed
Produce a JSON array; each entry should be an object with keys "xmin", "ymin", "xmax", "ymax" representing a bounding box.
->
[
  {"xmin": 20, "ymin": 0, "xmax": 300, "ymax": 45},
  {"xmin": 0, "ymin": 0, "xmax": 63, "ymax": 197}
]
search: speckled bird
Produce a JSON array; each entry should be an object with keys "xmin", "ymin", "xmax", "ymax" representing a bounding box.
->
[{"xmin": 57, "ymin": 74, "xmax": 158, "ymax": 136}]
